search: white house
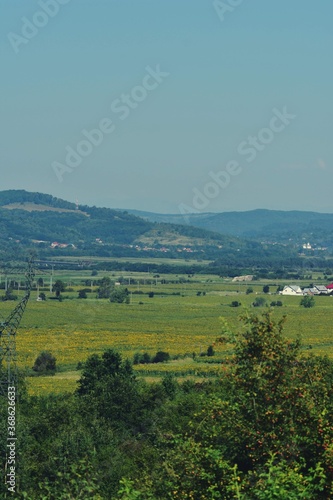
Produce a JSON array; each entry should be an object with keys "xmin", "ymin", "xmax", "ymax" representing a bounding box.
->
[
  {"xmin": 313, "ymin": 285, "xmax": 329, "ymax": 295},
  {"xmin": 280, "ymin": 285, "xmax": 303, "ymax": 296},
  {"xmin": 303, "ymin": 288, "xmax": 315, "ymax": 296}
]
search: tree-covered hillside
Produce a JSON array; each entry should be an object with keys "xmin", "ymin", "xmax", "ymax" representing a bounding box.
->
[
  {"xmin": 0, "ymin": 190, "xmax": 76, "ymax": 210},
  {"xmin": 128, "ymin": 208, "xmax": 333, "ymax": 248},
  {"xmin": 3, "ymin": 190, "xmax": 333, "ymax": 270},
  {"xmin": 0, "ymin": 190, "xmax": 245, "ymax": 261}
]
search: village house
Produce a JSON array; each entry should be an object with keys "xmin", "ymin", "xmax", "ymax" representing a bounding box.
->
[
  {"xmin": 312, "ymin": 285, "xmax": 329, "ymax": 295},
  {"xmin": 280, "ymin": 285, "xmax": 303, "ymax": 296},
  {"xmin": 303, "ymin": 288, "xmax": 316, "ymax": 296}
]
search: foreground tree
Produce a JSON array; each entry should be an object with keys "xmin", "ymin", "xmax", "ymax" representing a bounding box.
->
[
  {"xmin": 76, "ymin": 350, "xmax": 142, "ymax": 432},
  {"xmin": 116, "ymin": 312, "xmax": 333, "ymax": 499},
  {"xmin": 216, "ymin": 312, "xmax": 333, "ymax": 494},
  {"xmin": 9, "ymin": 313, "xmax": 333, "ymax": 499}
]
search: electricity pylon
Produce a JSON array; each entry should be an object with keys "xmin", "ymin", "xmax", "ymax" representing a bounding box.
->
[{"xmin": 0, "ymin": 257, "xmax": 35, "ymax": 396}]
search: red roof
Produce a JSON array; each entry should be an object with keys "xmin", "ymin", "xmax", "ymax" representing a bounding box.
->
[{"xmin": 326, "ymin": 283, "xmax": 333, "ymax": 289}]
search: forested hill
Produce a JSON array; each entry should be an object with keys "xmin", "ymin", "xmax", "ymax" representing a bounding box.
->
[
  {"xmin": 3, "ymin": 190, "xmax": 333, "ymax": 269},
  {"xmin": 0, "ymin": 190, "xmax": 247, "ymax": 260},
  {"xmin": 127, "ymin": 208, "xmax": 333, "ymax": 245},
  {"xmin": 0, "ymin": 190, "xmax": 76, "ymax": 210}
]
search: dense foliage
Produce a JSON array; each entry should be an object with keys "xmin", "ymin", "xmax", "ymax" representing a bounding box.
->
[{"xmin": 0, "ymin": 312, "xmax": 332, "ymax": 498}]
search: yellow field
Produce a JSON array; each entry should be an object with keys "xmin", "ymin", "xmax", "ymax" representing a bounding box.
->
[{"xmin": 1, "ymin": 277, "xmax": 333, "ymax": 395}]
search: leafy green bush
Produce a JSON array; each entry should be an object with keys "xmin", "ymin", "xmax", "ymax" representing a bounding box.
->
[
  {"xmin": 32, "ymin": 351, "xmax": 56, "ymax": 374},
  {"xmin": 1, "ymin": 288, "xmax": 18, "ymax": 301},
  {"xmin": 252, "ymin": 297, "xmax": 266, "ymax": 307},
  {"xmin": 207, "ymin": 345, "xmax": 215, "ymax": 357},
  {"xmin": 133, "ymin": 352, "xmax": 151, "ymax": 365},
  {"xmin": 300, "ymin": 296, "xmax": 315, "ymax": 308},
  {"xmin": 152, "ymin": 351, "xmax": 170, "ymax": 363},
  {"xmin": 110, "ymin": 287, "xmax": 129, "ymax": 303}
]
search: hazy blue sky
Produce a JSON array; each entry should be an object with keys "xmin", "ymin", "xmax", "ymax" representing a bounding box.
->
[{"xmin": 1, "ymin": 0, "xmax": 332, "ymax": 213}]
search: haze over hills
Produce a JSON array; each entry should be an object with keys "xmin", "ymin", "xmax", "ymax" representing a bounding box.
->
[
  {"xmin": 0, "ymin": 190, "xmax": 246, "ymax": 261},
  {"xmin": 127, "ymin": 208, "xmax": 333, "ymax": 247},
  {"xmin": 2, "ymin": 190, "xmax": 333, "ymax": 268}
]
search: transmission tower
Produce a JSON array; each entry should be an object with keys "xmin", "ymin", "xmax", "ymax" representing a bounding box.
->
[{"xmin": 0, "ymin": 257, "xmax": 35, "ymax": 396}]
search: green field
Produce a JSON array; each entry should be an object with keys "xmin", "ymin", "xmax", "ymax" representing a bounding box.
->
[{"xmin": 1, "ymin": 270, "xmax": 333, "ymax": 395}]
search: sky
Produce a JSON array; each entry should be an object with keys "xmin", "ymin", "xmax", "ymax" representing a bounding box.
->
[{"xmin": 1, "ymin": 0, "xmax": 333, "ymax": 214}]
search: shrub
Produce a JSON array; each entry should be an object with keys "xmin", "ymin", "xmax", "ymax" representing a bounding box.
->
[
  {"xmin": 133, "ymin": 352, "xmax": 151, "ymax": 364},
  {"xmin": 97, "ymin": 276, "xmax": 112, "ymax": 298},
  {"xmin": 300, "ymin": 296, "xmax": 315, "ymax": 308},
  {"xmin": 207, "ymin": 345, "xmax": 215, "ymax": 357},
  {"xmin": 32, "ymin": 351, "xmax": 56, "ymax": 374},
  {"xmin": 271, "ymin": 300, "xmax": 283, "ymax": 307},
  {"xmin": 53, "ymin": 279, "xmax": 66, "ymax": 298},
  {"xmin": 152, "ymin": 351, "xmax": 170, "ymax": 363},
  {"xmin": 1, "ymin": 288, "xmax": 18, "ymax": 301},
  {"xmin": 110, "ymin": 287, "xmax": 129, "ymax": 303},
  {"xmin": 252, "ymin": 297, "xmax": 266, "ymax": 307},
  {"xmin": 230, "ymin": 301, "xmax": 241, "ymax": 308}
]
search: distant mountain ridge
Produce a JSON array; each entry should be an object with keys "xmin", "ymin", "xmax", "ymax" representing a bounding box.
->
[
  {"xmin": 2, "ymin": 190, "xmax": 333, "ymax": 265},
  {"xmin": 2, "ymin": 191, "xmax": 333, "ymax": 243},
  {"xmin": 126, "ymin": 208, "xmax": 333, "ymax": 244},
  {"xmin": 0, "ymin": 190, "xmax": 245, "ymax": 260}
]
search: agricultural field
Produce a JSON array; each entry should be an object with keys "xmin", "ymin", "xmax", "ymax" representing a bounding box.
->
[{"xmin": 1, "ymin": 266, "xmax": 333, "ymax": 396}]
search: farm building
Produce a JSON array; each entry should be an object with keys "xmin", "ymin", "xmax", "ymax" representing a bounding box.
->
[
  {"xmin": 280, "ymin": 285, "xmax": 303, "ymax": 296},
  {"xmin": 313, "ymin": 285, "xmax": 329, "ymax": 295},
  {"xmin": 303, "ymin": 288, "xmax": 315, "ymax": 296}
]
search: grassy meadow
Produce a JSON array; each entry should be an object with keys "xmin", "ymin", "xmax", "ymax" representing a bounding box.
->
[{"xmin": 1, "ymin": 267, "xmax": 333, "ymax": 395}]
